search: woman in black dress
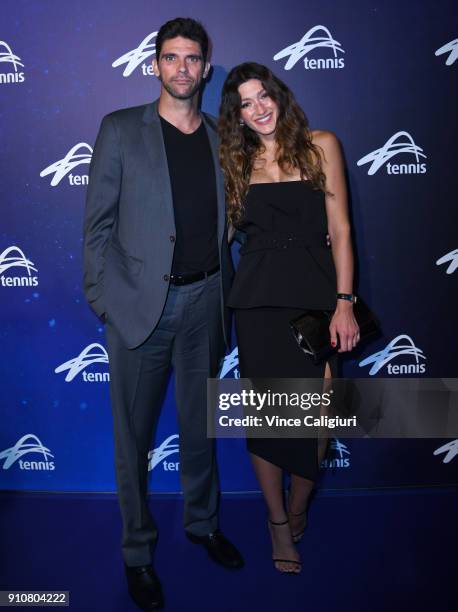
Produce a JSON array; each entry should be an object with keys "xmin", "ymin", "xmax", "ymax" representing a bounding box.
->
[{"xmin": 218, "ymin": 63, "xmax": 359, "ymax": 573}]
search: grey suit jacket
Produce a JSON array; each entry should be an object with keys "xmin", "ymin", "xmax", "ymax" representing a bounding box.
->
[{"xmin": 83, "ymin": 100, "xmax": 234, "ymax": 349}]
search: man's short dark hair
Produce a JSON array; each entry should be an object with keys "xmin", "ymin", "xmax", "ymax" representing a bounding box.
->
[{"xmin": 156, "ymin": 17, "xmax": 209, "ymax": 62}]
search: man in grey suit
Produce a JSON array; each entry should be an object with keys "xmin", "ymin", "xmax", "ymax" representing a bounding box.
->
[{"xmin": 83, "ymin": 18, "xmax": 242, "ymax": 611}]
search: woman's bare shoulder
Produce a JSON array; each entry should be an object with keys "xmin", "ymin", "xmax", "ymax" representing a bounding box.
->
[
  {"xmin": 311, "ymin": 130, "xmax": 341, "ymax": 163},
  {"xmin": 311, "ymin": 129, "xmax": 339, "ymax": 148}
]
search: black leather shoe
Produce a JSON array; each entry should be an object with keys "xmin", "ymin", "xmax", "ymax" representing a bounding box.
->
[
  {"xmin": 186, "ymin": 529, "xmax": 244, "ymax": 569},
  {"xmin": 125, "ymin": 565, "xmax": 164, "ymax": 610}
]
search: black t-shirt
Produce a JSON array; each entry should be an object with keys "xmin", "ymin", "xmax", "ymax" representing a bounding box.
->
[{"xmin": 160, "ymin": 115, "xmax": 219, "ymax": 275}]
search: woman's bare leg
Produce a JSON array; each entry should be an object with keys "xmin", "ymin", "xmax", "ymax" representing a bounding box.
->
[
  {"xmin": 250, "ymin": 453, "xmax": 301, "ymax": 573},
  {"xmin": 288, "ymin": 362, "xmax": 332, "ymax": 538}
]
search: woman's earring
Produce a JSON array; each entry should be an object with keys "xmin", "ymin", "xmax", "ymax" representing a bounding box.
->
[{"xmin": 239, "ymin": 120, "xmax": 244, "ymax": 126}]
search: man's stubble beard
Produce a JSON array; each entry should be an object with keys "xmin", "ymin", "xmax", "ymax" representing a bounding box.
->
[{"xmin": 161, "ymin": 76, "xmax": 202, "ymax": 101}]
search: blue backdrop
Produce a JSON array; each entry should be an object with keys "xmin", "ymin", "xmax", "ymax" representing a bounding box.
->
[{"xmin": 1, "ymin": 0, "xmax": 457, "ymax": 492}]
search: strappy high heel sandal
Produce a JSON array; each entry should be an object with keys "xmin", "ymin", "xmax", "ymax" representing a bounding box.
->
[
  {"xmin": 267, "ymin": 518, "xmax": 302, "ymax": 574},
  {"xmin": 287, "ymin": 508, "xmax": 307, "ymax": 543},
  {"xmin": 287, "ymin": 486, "xmax": 308, "ymax": 543}
]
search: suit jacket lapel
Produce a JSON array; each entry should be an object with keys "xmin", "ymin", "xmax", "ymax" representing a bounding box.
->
[
  {"xmin": 141, "ymin": 100, "xmax": 175, "ymax": 227},
  {"xmin": 141, "ymin": 101, "xmax": 225, "ymax": 246},
  {"xmin": 203, "ymin": 114, "xmax": 226, "ymax": 248}
]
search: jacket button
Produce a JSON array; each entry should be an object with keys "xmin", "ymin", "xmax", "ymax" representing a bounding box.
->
[
  {"xmin": 163, "ymin": 274, "xmax": 169, "ymax": 281},
  {"xmin": 169, "ymin": 235, "xmax": 175, "ymax": 243}
]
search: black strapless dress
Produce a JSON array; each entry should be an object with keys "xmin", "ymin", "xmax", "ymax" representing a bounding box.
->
[{"xmin": 228, "ymin": 181, "xmax": 338, "ymax": 481}]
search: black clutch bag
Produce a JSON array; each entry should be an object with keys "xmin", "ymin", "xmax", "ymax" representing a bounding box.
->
[{"xmin": 290, "ymin": 297, "xmax": 379, "ymax": 364}]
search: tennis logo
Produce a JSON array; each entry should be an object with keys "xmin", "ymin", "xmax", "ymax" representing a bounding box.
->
[
  {"xmin": 219, "ymin": 347, "xmax": 240, "ymax": 379},
  {"xmin": 0, "ymin": 40, "xmax": 25, "ymax": 84},
  {"xmin": 321, "ymin": 439, "xmax": 350, "ymax": 468},
  {"xmin": 436, "ymin": 249, "xmax": 458, "ymax": 275},
  {"xmin": 433, "ymin": 440, "xmax": 458, "ymax": 463},
  {"xmin": 0, "ymin": 246, "xmax": 38, "ymax": 287},
  {"xmin": 112, "ymin": 32, "xmax": 157, "ymax": 77},
  {"xmin": 0, "ymin": 434, "xmax": 55, "ymax": 471},
  {"xmin": 40, "ymin": 143, "xmax": 92, "ymax": 187},
  {"xmin": 54, "ymin": 343, "xmax": 110, "ymax": 383},
  {"xmin": 435, "ymin": 39, "xmax": 458, "ymax": 66},
  {"xmin": 359, "ymin": 335, "xmax": 426, "ymax": 376},
  {"xmin": 148, "ymin": 434, "xmax": 179, "ymax": 472},
  {"xmin": 357, "ymin": 131, "xmax": 427, "ymax": 175},
  {"xmin": 273, "ymin": 25, "xmax": 344, "ymax": 71}
]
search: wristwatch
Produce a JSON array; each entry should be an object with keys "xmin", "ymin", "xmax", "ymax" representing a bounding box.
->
[{"xmin": 336, "ymin": 293, "xmax": 357, "ymax": 303}]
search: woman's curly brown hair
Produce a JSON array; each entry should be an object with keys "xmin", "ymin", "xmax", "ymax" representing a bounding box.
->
[{"xmin": 218, "ymin": 62, "xmax": 327, "ymax": 224}]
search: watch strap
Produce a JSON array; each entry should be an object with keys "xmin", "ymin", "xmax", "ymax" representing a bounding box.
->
[{"xmin": 336, "ymin": 293, "xmax": 357, "ymax": 303}]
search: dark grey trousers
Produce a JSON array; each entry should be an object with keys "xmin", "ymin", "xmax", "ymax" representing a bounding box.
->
[{"xmin": 105, "ymin": 271, "xmax": 225, "ymax": 567}]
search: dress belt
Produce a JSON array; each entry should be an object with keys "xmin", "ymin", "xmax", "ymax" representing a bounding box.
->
[
  {"xmin": 169, "ymin": 264, "xmax": 220, "ymax": 285},
  {"xmin": 240, "ymin": 232, "xmax": 328, "ymax": 255}
]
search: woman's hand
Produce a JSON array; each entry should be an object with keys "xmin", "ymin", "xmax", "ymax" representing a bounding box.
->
[{"xmin": 329, "ymin": 301, "xmax": 359, "ymax": 352}]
